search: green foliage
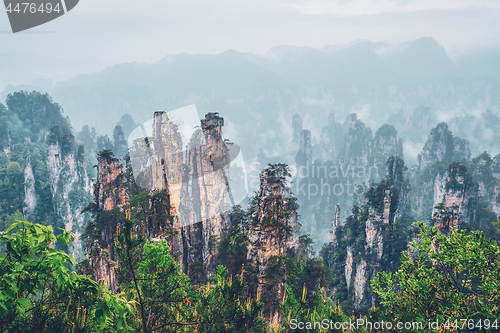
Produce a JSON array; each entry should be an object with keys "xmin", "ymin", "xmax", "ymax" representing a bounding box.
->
[
  {"xmin": 0, "ymin": 157, "xmax": 24, "ymax": 229},
  {"xmin": 252, "ymin": 166, "xmax": 296, "ymax": 237},
  {"xmin": 264, "ymin": 163, "xmax": 292, "ymax": 187},
  {"xmin": 188, "ymin": 266, "xmax": 267, "ymax": 333},
  {"xmin": 0, "ymin": 92, "xmax": 92, "ymax": 234},
  {"xmin": 116, "ymin": 220, "xmax": 266, "ymax": 332},
  {"xmin": 365, "ymin": 179, "xmax": 399, "ymax": 215},
  {"xmin": 0, "ymin": 220, "xmax": 133, "ymax": 332},
  {"xmin": 278, "ymin": 282, "xmax": 373, "ymax": 333},
  {"xmin": 444, "ymin": 162, "xmax": 471, "ymax": 193},
  {"xmin": 0, "ymin": 143, "xmax": 59, "ymax": 231},
  {"xmin": 372, "ymin": 221, "xmax": 500, "ymax": 331},
  {"xmin": 320, "ymin": 178, "xmax": 407, "ymax": 314},
  {"xmin": 187, "ymin": 261, "xmax": 207, "ymax": 285},
  {"xmin": 6, "ymin": 91, "xmax": 75, "ymax": 156},
  {"xmin": 77, "ymin": 125, "xmax": 97, "ymax": 154},
  {"xmin": 217, "ymin": 205, "xmax": 249, "ymax": 277},
  {"xmin": 286, "ymin": 236, "xmax": 332, "ymax": 306}
]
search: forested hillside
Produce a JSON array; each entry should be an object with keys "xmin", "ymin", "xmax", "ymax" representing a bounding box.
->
[{"xmin": 1, "ymin": 92, "xmax": 500, "ymax": 332}]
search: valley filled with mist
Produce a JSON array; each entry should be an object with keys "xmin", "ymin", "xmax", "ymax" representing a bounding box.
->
[{"xmin": 2, "ymin": 36, "xmax": 500, "ymax": 331}]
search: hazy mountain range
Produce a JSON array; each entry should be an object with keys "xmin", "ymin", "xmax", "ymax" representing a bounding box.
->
[{"xmin": 2, "ymin": 37, "xmax": 500, "ymax": 165}]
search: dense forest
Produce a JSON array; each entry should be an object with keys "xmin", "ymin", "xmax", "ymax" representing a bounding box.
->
[
  {"xmin": 1, "ymin": 92, "xmax": 500, "ymax": 332},
  {"xmin": 2, "ymin": 175, "xmax": 499, "ymax": 332}
]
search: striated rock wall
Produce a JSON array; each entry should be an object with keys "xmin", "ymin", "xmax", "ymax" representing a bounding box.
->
[
  {"xmin": 330, "ymin": 203, "xmax": 341, "ymax": 244},
  {"xmin": 372, "ymin": 124, "xmax": 403, "ymax": 179},
  {"xmin": 179, "ymin": 112, "xmax": 232, "ymax": 275},
  {"xmin": 93, "ymin": 152, "xmax": 127, "ymax": 211},
  {"xmin": 340, "ymin": 113, "xmax": 373, "ymax": 170},
  {"xmin": 412, "ymin": 123, "xmax": 471, "ymax": 221},
  {"xmin": 470, "ymin": 152, "xmax": 500, "ymax": 220},
  {"xmin": 338, "ymin": 184, "xmax": 400, "ymax": 312},
  {"xmin": 23, "ymin": 154, "xmax": 37, "ymax": 219},
  {"xmin": 152, "ymin": 111, "xmax": 184, "ymax": 213},
  {"xmin": 320, "ymin": 114, "xmax": 343, "ymax": 162},
  {"xmin": 353, "ymin": 259, "xmax": 368, "ymax": 309},
  {"xmin": 47, "ymin": 143, "xmax": 92, "ymax": 262},
  {"xmin": 88, "ymin": 152, "xmax": 127, "ymax": 292},
  {"xmin": 87, "ymin": 111, "xmax": 234, "ymax": 289},
  {"xmin": 296, "ymin": 129, "xmax": 312, "ymax": 175},
  {"xmin": 247, "ymin": 170, "xmax": 299, "ymax": 275},
  {"xmin": 246, "ymin": 169, "xmax": 299, "ymax": 325}
]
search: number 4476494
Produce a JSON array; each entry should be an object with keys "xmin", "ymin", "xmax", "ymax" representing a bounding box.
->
[
  {"xmin": 443, "ymin": 319, "xmax": 498, "ymax": 330},
  {"xmin": 6, "ymin": 2, "xmax": 61, "ymax": 14}
]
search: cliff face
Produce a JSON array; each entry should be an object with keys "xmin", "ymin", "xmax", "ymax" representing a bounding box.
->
[
  {"xmin": 372, "ymin": 124, "xmax": 404, "ymax": 179},
  {"xmin": 409, "ymin": 123, "xmax": 500, "ymax": 230},
  {"xmin": 432, "ymin": 205, "xmax": 460, "ymax": 238},
  {"xmin": 87, "ymin": 152, "xmax": 127, "ymax": 293},
  {"xmin": 322, "ymin": 166, "xmax": 406, "ymax": 314},
  {"xmin": 179, "ymin": 113, "xmax": 232, "ymax": 275},
  {"xmin": 386, "ymin": 156, "xmax": 413, "ymax": 227},
  {"xmin": 93, "ymin": 152, "xmax": 127, "ymax": 211},
  {"xmin": 247, "ymin": 170, "xmax": 299, "ymax": 274},
  {"xmin": 152, "ymin": 111, "xmax": 184, "ymax": 213},
  {"xmin": 411, "ymin": 123, "xmax": 471, "ymax": 221},
  {"xmin": 345, "ymin": 187, "xmax": 397, "ymax": 310},
  {"xmin": 416, "ymin": 122, "xmax": 470, "ymax": 171},
  {"xmin": 47, "ymin": 143, "xmax": 92, "ymax": 261},
  {"xmin": 320, "ymin": 114, "xmax": 343, "ymax": 162},
  {"xmin": 87, "ymin": 111, "xmax": 233, "ymax": 288},
  {"xmin": 246, "ymin": 169, "xmax": 299, "ymax": 325},
  {"xmin": 340, "ymin": 113, "xmax": 373, "ymax": 169},
  {"xmin": 330, "ymin": 203, "xmax": 341, "ymax": 245},
  {"xmin": 23, "ymin": 154, "xmax": 37, "ymax": 219},
  {"xmin": 470, "ymin": 152, "xmax": 500, "ymax": 224},
  {"xmin": 1, "ymin": 92, "xmax": 93, "ymax": 262}
]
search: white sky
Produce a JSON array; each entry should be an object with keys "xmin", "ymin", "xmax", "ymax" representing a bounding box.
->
[{"xmin": 0, "ymin": 0, "xmax": 499, "ymax": 63}]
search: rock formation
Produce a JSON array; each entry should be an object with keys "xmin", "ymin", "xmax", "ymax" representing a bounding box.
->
[
  {"xmin": 87, "ymin": 111, "xmax": 234, "ymax": 289},
  {"xmin": 330, "ymin": 203, "xmax": 341, "ymax": 244},
  {"xmin": 340, "ymin": 113, "xmax": 373, "ymax": 170},
  {"xmin": 295, "ymin": 129, "xmax": 312, "ymax": 177},
  {"xmin": 349, "ymin": 188, "xmax": 397, "ymax": 309},
  {"xmin": 411, "ymin": 123, "xmax": 471, "ymax": 221},
  {"xmin": 93, "ymin": 151, "xmax": 127, "ymax": 211},
  {"xmin": 246, "ymin": 168, "xmax": 299, "ymax": 325},
  {"xmin": 292, "ymin": 113, "xmax": 302, "ymax": 145},
  {"xmin": 23, "ymin": 153, "xmax": 37, "ymax": 219},
  {"xmin": 151, "ymin": 111, "xmax": 184, "ymax": 211},
  {"xmin": 179, "ymin": 112, "xmax": 232, "ymax": 275},
  {"xmin": 372, "ymin": 124, "xmax": 403, "ymax": 179},
  {"xmin": 1, "ymin": 92, "xmax": 93, "ymax": 263},
  {"xmin": 45, "ymin": 139, "xmax": 92, "ymax": 263},
  {"xmin": 323, "ymin": 175, "xmax": 404, "ymax": 313},
  {"xmin": 320, "ymin": 114, "xmax": 343, "ymax": 162},
  {"xmin": 87, "ymin": 151, "xmax": 127, "ymax": 292}
]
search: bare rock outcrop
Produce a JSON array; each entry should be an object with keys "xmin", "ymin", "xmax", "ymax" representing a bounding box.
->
[
  {"xmin": 47, "ymin": 143, "xmax": 92, "ymax": 262},
  {"xmin": 87, "ymin": 151, "xmax": 127, "ymax": 293},
  {"xmin": 246, "ymin": 169, "xmax": 299, "ymax": 325},
  {"xmin": 179, "ymin": 112, "xmax": 232, "ymax": 275}
]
